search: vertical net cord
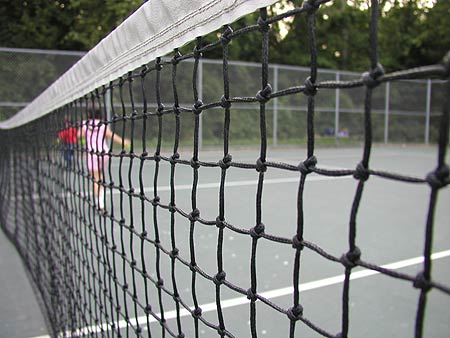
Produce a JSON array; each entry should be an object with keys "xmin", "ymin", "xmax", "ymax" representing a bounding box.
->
[
  {"xmin": 190, "ymin": 38, "xmax": 202, "ymax": 337},
  {"xmin": 59, "ymin": 105, "xmax": 76, "ymax": 334},
  {"xmin": 93, "ymin": 90, "xmax": 107, "ymax": 336},
  {"xmin": 151, "ymin": 57, "xmax": 167, "ymax": 337},
  {"xmin": 99, "ymin": 88, "xmax": 113, "ymax": 337},
  {"xmin": 341, "ymin": 0, "xmax": 381, "ymax": 337},
  {"xmin": 251, "ymin": 7, "xmax": 271, "ymax": 338},
  {"xmin": 75, "ymin": 98, "xmax": 90, "ymax": 335},
  {"xmin": 163, "ymin": 58, "xmax": 184, "ymax": 338},
  {"xmin": 126, "ymin": 70, "xmax": 142, "ymax": 336},
  {"xmin": 107, "ymin": 81, "xmax": 124, "ymax": 338},
  {"xmin": 100, "ymin": 84, "xmax": 116, "ymax": 338},
  {"xmin": 414, "ymin": 55, "xmax": 450, "ymax": 338},
  {"xmin": 139, "ymin": 65, "xmax": 154, "ymax": 337},
  {"xmin": 290, "ymin": 1, "xmax": 320, "ymax": 336},
  {"xmin": 82, "ymin": 94, "xmax": 97, "ymax": 335},
  {"xmin": 116, "ymin": 77, "xmax": 131, "ymax": 337}
]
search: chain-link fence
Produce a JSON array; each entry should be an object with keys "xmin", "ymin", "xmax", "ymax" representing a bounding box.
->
[
  {"xmin": 1, "ymin": 48, "xmax": 445, "ymax": 145},
  {"xmin": 0, "ymin": 47, "xmax": 85, "ymax": 121}
]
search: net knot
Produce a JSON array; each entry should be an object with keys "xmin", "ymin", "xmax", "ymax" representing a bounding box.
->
[
  {"xmin": 220, "ymin": 95, "xmax": 231, "ymax": 109},
  {"xmin": 144, "ymin": 304, "xmax": 152, "ymax": 314},
  {"xmin": 171, "ymin": 50, "xmax": 182, "ymax": 65},
  {"xmin": 192, "ymin": 306, "xmax": 202, "ymax": 318},
  {"xmin": 302, "ymin": 0, "xmax": 320, "ymax": 13},
  {"xmin": 189, "ymin": 208, "xmax": 200, "ymax": 222},
  {"xmin": 413, "ymin": 272, "xmax": 431, "ymax": 292},
  {"xmin": 340, "ymin": 247, "xmax": 361, "ymax": 269},
  {"xmin": 213, "ymin": 271, "xmax": 226, "ymax": 285},
  {"xmin": 190, "ymin": 157, "xmax": 200, "ymax": 169},
  {"xmin": 292, "ymin": 235, "xmax": 304, "ymax": 250},
  {"xmin": 426, "ymin": 164, "xmax": 450, "ymax": 189},
  {"xmin": 152, "ymin": 152, "xmax": 161, "ymax": 163},
  {"xmin": 216, "ymin": 216, "xmax": 226, "ymax": 229},
  {"xmin": 189, "ymin": 262, "xmax": 197, "ymax": 272},
  {"xmin": 221, "ymin": 26, "xmax": 233, "ymax": 45},
  {"xmin": 246, "ymin": 288, "xmax": 258, "ymax": 302},
  {"xmin": 362, "ymin": 63, "xmax": 384, "ymax": 88},
  {"xmin": 140, "ymin": 231, "xmax": 147, "ymax": 239},
  {"xmin": 257, "ymin": 16, "xmax": 269, "ymax": 32},
  {"xmin": 157, "ymin": 278, "xmax": 164, "ymax": 288},
  {"xmin": 193, "ymin": 100, "xmax": 203, "ymax": 115},
  {"xmin": 250, "ymin": 223, "xmax": 265, "ymax": 239},
  {"xmin": 287, "ymin": 305, "xmax": 303, "ymax": 321},
  {"xmin": 169, "ymin": 248, "xmax": 179, "ymax": 259},
  {"xmin": 140, "ymin": 151, "xmax": 148, "ymax": 158},
  {"xmin": 168, "ymin": 203, "xmax": 176, "ymax": 213},
  {"xmin": 155, "ymin": 58, "xmax": 163, "ymax": 71},
  {"xmin": 256, "ymin": 84, "xmax": 272, "ymax": 104},
  {"xmin": 156, "ymin": 103, "xmax": 165, "ymax": 115},
  {"xmin": 302, "ymin": 76, "xmax": 317, "ymax": 96},
  {"xmin": 298, "ymin": 155, "xmax": 317, "ymax": 175},
  {"xmin": 151, "ymin": 196, "xmax": 160, "ymax": 206},
  {"xmin": 219, "ymin": 154, "xmax": 232, "ymax": 169},
  {"xmin": 140, "ymin": 64, "xmax": 148, "ymax": 77},
  {"xmin": 256, "ymin": 158, "xmax": 267, "ymax": 172},
  {"xmin": 353, "ymin": 162, "xmax": 370, "ymax": 181},
  {"xmin": 193, "ymin": 45, "xmax": 202, "ymax": 59},
  {"xmin": 173, "ymin": 104, "xmax": 181, "ymax": 115},
  {"xmin": 217, "ymin": 327, "xmax": 226, "ymax": 336},
  {"xmin": 170, "ymin": 152, "xmax": 180, "ymax": 165},
  {"xmin": 177, "ymin": 334, "xmax": 185, "ymax": 338}
]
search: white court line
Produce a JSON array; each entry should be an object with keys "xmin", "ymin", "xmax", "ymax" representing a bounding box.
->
[
  {"xmin": 30, "ymin": 174, "xmax": 352, "ymax": 200},
  {"xmin": 138, "ymin": 174, "xmax": 350, "ymax": 195},
  {"xmin": 49, "ymin": 249, "xmax": 450, "ymax": 337}
]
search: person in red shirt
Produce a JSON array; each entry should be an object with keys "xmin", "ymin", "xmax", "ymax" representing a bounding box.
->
[{"xmin": 58, "ymin": 118, "xmax": 78, "ymax": 168}]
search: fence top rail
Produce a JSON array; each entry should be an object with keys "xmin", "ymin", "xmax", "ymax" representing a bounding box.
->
[{"xmin": 0, "ymin": 47, "xmax": 87, "ymax": 56}]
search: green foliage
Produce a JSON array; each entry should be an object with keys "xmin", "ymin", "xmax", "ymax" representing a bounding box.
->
[{"xmin": 0, "ymin": 0, "xmax": 142, "ymax": 50}]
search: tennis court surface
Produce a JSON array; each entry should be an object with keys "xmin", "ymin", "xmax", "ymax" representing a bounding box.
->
[{"xmin": 0, "ymin": 0, "xmax": 449, "ymax": 337}]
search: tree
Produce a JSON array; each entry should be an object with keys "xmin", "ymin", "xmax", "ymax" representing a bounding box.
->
[
  {"xmin": 418, "ymin": 0, "xmax": 450, "ymax": 66},
  {"xmin": 0, "ymin": 0, "xmax": 142, "ymax": 51},
  {"xmin": 275, "ymin": 1, "xmax": 370, "ymax": 71}
]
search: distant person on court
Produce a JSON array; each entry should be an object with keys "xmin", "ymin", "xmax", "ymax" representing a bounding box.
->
[
  {"xmin": 79, "ymin": 104, "xmax": 130, "ymax": 211},
  {"xmin": 57, "ymin": 117, "xmax": 78, "ymax": 168}
]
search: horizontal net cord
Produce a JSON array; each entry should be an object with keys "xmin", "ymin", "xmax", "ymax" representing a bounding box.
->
[{"xmin": 0, "ymin": 0, "xmax": 278, "ymax": 130}]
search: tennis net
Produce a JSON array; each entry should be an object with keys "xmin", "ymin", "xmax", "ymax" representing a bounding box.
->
[{"xmin": 0, "ymin": 0, "xmax": 449, "ymax": 337}]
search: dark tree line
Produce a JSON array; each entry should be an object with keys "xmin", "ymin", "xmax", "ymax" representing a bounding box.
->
[{"xmin": 1, "ymin": 0, "xmax": 448, "ymax": 71}]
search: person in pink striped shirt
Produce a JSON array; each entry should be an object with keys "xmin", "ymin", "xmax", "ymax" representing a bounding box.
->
[{"xmin": 80, "ymin": 105, "xmax": 130, "ymax": 211}]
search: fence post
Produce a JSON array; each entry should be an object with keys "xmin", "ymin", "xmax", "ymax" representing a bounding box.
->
[
  {"xmin": 334, "ymin": 71, "xmax": 340, "ymax": 144},
  {"xmin": 425, "ymin": 79, "xmax": 431, "ymax": 145},
  {"xmin": 273, "ymin": 65, "xmax": 279, "ymax": 146},
  {"xmin": 198, "ymin": 59, "xmax": 203, "ymax": 149},
  {"xmin": 384, "ymin": 82, "xmax": 390, "ymax": 144}
]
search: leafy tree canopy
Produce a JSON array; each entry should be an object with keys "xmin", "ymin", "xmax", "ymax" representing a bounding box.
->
[{"xmin": 0, "ymin": 0, "xmax": 447, "ymax": 72}]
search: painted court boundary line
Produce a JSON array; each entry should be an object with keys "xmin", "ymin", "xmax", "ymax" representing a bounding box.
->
[
  {"xmin": 36, "ymin": 249, "xmax": 450, "ymax": 337},
  {"xmin": 30, "ymin": 175, "xmax": 352, "ymax": 200}
]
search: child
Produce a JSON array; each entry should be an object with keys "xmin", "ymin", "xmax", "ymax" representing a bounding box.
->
[
  {"xmin": 58, "ymin": 117, "xmax": 78, "ymax": 168},
  {"xmin": 79, "ymin": 105, "xmax": 130, "ymax": 211}
]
